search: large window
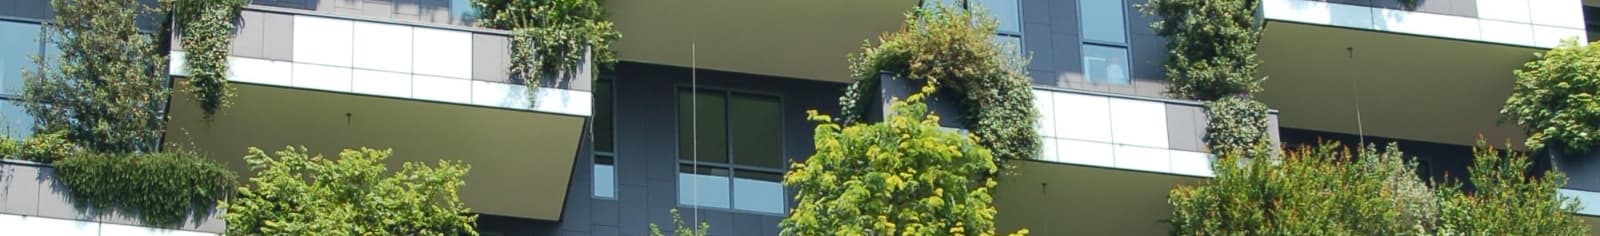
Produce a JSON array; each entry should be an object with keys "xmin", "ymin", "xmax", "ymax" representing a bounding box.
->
[
  {"xmin": 1080, "ymin": 0, "xmax": 1132, "ymax": 85},
  {"xmin": 0, "ymin": 20, "xmax": 43, "ymax": 139},
  {"xmin": 977, "ymin": 0, "xmax": 1024, "ymax": 58},
  {"xmin": 592, "ymin": 78, "xmax": 615, "ymax": 198},
  {"xmin": 676, "ymin": 88, "xmax": 785, "ymax": 214}
]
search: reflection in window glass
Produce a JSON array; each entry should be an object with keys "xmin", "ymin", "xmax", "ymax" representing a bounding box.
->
[
  {"xmin": 450, "ymin": 0, "xmax": 476, "ymax": 21},
  {"xmin": 676, "ymin": 88, "xmax": 786, "ymax": 214},
  {"xmin": 677, "ymin": 89, "xmax": 728, "ymax": 163},
  {"xmin": 1081, "ymin": 0, "xmax": 1127, "ymax": 44},
  {"xmin": 730, "ymin": 93, "xmax": 781, "ymax": 171},
  {"xmin": 976, "ymin": 0, "xmax": 1020, "ymax": 34},
  {"xmin": 995, "ymin": 35, "xmax": 1022, "ymax": 58},
  {"xmin": 0, "ymin": 21, "xmax": 42, "ymax": 97},
  {"xmin": 593, "ymin": 79, "xmax": 615, "ymax": 198},
  {"xmin": 1083, "ymin": 45, "xmax": 1130, "ymax": 85},
  {"xmin": 0, "ymin": 101, "xmax": 33, "ymax": 140}
]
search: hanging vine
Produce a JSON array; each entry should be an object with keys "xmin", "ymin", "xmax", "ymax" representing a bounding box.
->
[
  {"xmin": 172, "ymin": 0, "xmax": 248, "ymax": 120},
  {"xmin": 473, "ymin": 0, "xmax": 621, "ymax": 105}
]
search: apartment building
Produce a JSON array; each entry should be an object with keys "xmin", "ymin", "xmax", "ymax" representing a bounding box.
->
[{"xmin": 0, "ymin": 0, "xmax": 1596, "ymax": 235}]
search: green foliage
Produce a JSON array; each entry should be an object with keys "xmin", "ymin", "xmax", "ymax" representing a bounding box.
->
[
  {"xmin": 1434, "ymin": 140, "xmax": 1589, "ymax": 235},
  {"xmin": 1202, "ymin": 96, "xmax": 1270, "ymax": 157},
  {"xmin": 650, "ymin": 208, "xmax": 710, "ymax": 236},
  {"xmin": 225, "ymin": 146, "xmax": 477, "ymax": 236},
  {"xmin": 1137, "ymin": 0, "xmax": 1264, "ymax": 101},
  {"xmin": 170, "ymin": 0, "xmax": 248, "ymax": 120},
  {"xmin": 783, "ymin": 88, "xmax": 1028, "ymax": 236},
  {"xmin": 1169, "ymin": 141, "xmax": 1436, "ymax": 235},
  {"xmin": 23, "ymin": 0, "xmax": 171, "ymax": 153},
  {"xmin": 473, "ymin": 0, "xmax": 621, "ymax": 104},
  {"xmin": 837, "ymin": 4, "xmax": 1040, "ymax": 161},
  {"xmin": 1500, "ymin": 39, "xmax": 1600, "ymax": 154},
  {"xmin": 19, "ymin": 131, "xmax": 79, "ymax": 163},
  {"xmin": 52, "ymin": 150, "xmax": 237, "ymax": 227}
]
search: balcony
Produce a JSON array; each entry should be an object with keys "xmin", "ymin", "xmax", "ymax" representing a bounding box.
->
[
  {"xmin": 0, "ymin": 160, "xmax": 222, "ymax": 235},
  {"xmin": 1262, "ymin": 0, "xmax": 1588, "ymax": 48},
  {"xmin": 165, "ymin": 5, "xmax": 590, "ymax": 221},
  {"xmin": 1032, "ymin": 88, "xmax": 1279, "ymax": 177}
]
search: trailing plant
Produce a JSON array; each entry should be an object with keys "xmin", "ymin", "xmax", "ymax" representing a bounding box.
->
[
  {"xmin": 225, "ymin": 146, "xmax": 477, "ymax": 235},
  {"xmin": 1435, "ymin": 139, "xmax": 1589, "ymax": 235},
  {"xmin": 837, "ymin": 4, "xmax": 1040, "ymax": 161},
  {"xmin": 52, "ymin": 150, "xmax": 237, "ymax": 227},
  {"xmin": 1500, "ymin": 39, "xmax": 1600, "ymax": 154},
  {"xmin": 1169, "ymin": 141, "xmax": 1436, "ymax": 235},
  {"xmin": 1202, "ymin": 96, "xmax": 1270, "ymax": 156},
  {"xmin": 473, "ymin": 0, "xmax": 621, "ymax": 104},
  {"xmin": 170, "ymin": 0, "xmax": 248, "ymax": 120},
  {"xmin": 650, "ymin": 208, "xmax": 710, "ymax": 236},
  {"xmin": 1137, "ymin": 0, "xmax": 1265, "ymax": 101},
  {"xmin": 783, "ymin": 86, "xmax": 1028, "ymax": 236},
  {"xmin": 19, "ymin": 131, "xmax": 79, "ymax": 163},
  {"xmin": 24, "ymin": 0, "xmax": 171, "ymax": 153}
]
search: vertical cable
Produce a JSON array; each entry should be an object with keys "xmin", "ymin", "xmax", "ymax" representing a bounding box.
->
[
  {"xmin": 1349, "ymin": 47, "xmax": 1365, "ymax": 146},
  {"xmin": 691, "ymin": 42, "xmax": 700, "ymax": 234}
]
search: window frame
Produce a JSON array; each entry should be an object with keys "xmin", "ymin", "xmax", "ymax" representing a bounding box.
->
[
  {"xmin": 672, "ymin": 85, "xmax": 789, "ymax": 216},
  {"xmin": 1077, "ymin": 0, "xmax": 1133, "ymax": 85}
]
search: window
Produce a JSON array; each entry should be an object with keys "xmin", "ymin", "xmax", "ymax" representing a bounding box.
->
[
  {"xmin": 973, "ymin": 0, "xmax": 1025, "ymax": 60},
  {"xmin": 677, "ymin": 88, "xmax": 785, "ymax": 214},
  {"xmin": 1083, "ymin": 44, "xmax": 1130, "ymax": 85},
  {"xmin": 1079, "ymin": 0, "xmax": 1132, "ymax": 85},
  {"xmin": 593, "ymin": 79, "xmax": 616, "ymax": 198},
  {"xmin": 0, "ymin": 20, "xmax": 43, "ymax": 140}
]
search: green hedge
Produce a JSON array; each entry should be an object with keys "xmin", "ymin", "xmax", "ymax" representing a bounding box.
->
[
  {"xmin": 53, "ymin": 150, "xmax": 237, "ymax": 227},
  {"xmin": 1203, "ymin": 96, "xmax": 1270, "ymax": 156}
]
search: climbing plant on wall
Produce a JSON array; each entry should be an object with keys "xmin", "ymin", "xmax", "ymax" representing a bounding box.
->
[
  {"xmin": 837, "ymin": 4, "xmax": 1040, "ymax": 161},
  {"xmin": 170, "ymin": 0, "xmax": 249, "ymax": 120}
]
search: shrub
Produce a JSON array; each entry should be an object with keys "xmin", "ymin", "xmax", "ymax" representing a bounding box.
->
[
  {"xmin": 1202, "ymin": 96, "xmax": 1270, "ymax": 156},
  {"xmin": 650, "ymin": 208, "xmax": 709, "ymax": 236},
  {"xmin": 19, "ymin": 131, "xmax": 78, "ymax": 163},
  {"xmin": 473, "ymin": 0, "xmax": 621, "ymax": 104},
  {"xmin": 1137, "ymin": 0, "xmax": 1265, "ymax": 101},
  {"xmin": 52, "ymin": 150, "xmax": 237, "ymax": 227},
  {"xmin": 837, "ymin": 4, "xmax": 1039, "ymax": 161},
  {"xmin": 171, "ymin": 0, "xmax": 249, "ymax": 120},
  {"xmin": 225, "ymin": 146, "xmax": 477, "ymax": 235},
  {"xmin": 1435, "ymin": 139, "xmax": 1589, "ymax": 235},
  {"xmin": 1500, "ymin": 39, "xmax": 1600, "ymax": 154}
]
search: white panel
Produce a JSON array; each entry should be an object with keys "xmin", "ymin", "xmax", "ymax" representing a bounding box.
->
[
  {"xmin": 1109, "ymin": 98, "xmax": 1168, "ymax": 148},
  {"xmin": 412, "ymin": 75, "xmax": 472, "ymax": 104},
  {"xmin": 1371, "ymin": 9, "xmax": 1480, "ymax": 41},
  {"xmin": 594, "ymin": 164, "xmax": 615, "ymax": 198},
  {"xmin": 1533, "ymin": 25, "xmax": 1588, "ymax": 48},
  {"xmin": 1560, "ymin": 189, "xmax": 1600, "ymax": 216},
  {"xmin": 351, "ymin": 22, "xmax": 413, "ymax": 73},
  {"xmin": 1477, "ymin": 0, "xmax": 1531, "ymax": 23},
  {"xmin": 534, "ymin": 89, "xmax": 593, "ymax": 116},
  {"xmin": 471, "ymin": 81, "xmax": 532, "ymax": 109},
  {"xmin": 229, "ymin": 57, "xmax": 292, "ymax": 86},
  {"xmin": 1479, "ymin": 20, "xmax": 1536, "ymax": 46},
  {"xmin": 1057, "ymin": 139, "xmax": 1114, "ymax": 167},
  {"xmin": 678, "ymin": 173, "xmax": 731, "ymax": 209},
  {"xmin": 168, "ymin": 51, "xmax": 188, "ymax": 76},
  {"xmin": 411, "ymin": 27, "xmax": 473, "ymax": 79},
  {"xmin": 1169, "ymin": 150, "xmax": 1214, "ymax": 177},
  {"xmin": 1032, "ymin": 90, "xmax": 1054, "ymax": 138},
  {"xmin": 732, "ymin": 178, "xmax": 785, "ymax": 214},
  {"xmin": 292, "ymin": 16, "xmax": 353, "ymax": 67},
  {"xmin": 100, "ymin": 223, "xmax": 217, "ymax": 236},
  {"xmin": 18, "ymin": 215, "xmax": 99, "ymax": 236},
  {"xmin": 291, "ymin": 63, "xmax": 353, "ymax": 92},
  {"xmin": 1113, "ymin": 145, "xmax": 1171, "ymax": 173},
  {"xmin": 351, "ymin": 69, "xmax": 412, "ymax": 98},
  {"xmin": 1054, "ymin": 93, "xmax": 1111, "ymax": 142},
  {"xmin": 1261, "ymin": 0, "xmax": 1374, "ymax": 29},
  {"xmin": 1528, "ymin": 0, "xmax": 1585, "ymax": 29},
  {"xmin": 1039, "ymin": 136, "xmax": 1058, "ymax": 163}
]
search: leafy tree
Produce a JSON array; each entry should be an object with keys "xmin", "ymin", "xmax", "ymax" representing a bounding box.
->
[
  {"xmin": 225, "ymin": 147, "xmax": 477, "ymax": 235},
  {"xmin": 1137, "ymin": 0, "xmax": 1264, "ymax": 101},
  {"xmin": 783, "ymin": 86, "xmax": 1027, "ymax": 236},
  {"xmin": 837, "ymin": 3, "xmax": 1039, "ymax": 161},
  {"xmin": 1435, "ymin": 139, "xmax": 1588, "ymax": 235},
  {"xmin": 23, "ymin": 0, "xmax": 172, "ymax": 153},
  {"xmin": 1500, "ymin": 39, "xmax": 1600, "ymax": 154},
  {"xmin": 649, "ymin": 208, "xmax": 710, "ymax": 236},
  {"xmin": 1169, "ymin": 141, "xmax": 1436, "ymax": 235}
]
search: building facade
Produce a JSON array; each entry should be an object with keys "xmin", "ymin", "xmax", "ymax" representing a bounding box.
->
[{"xmin": 0, "ymin": 0, "xmax": 1597, "ymax": 235}]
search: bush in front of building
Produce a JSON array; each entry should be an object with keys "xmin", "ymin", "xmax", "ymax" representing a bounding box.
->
[
  {"xmin": 23, "ymin": 0, "xmax": 171, "ymax": 153},
  {"xmin": 224, "ymin": 146, "xmax": 477, "ymax": 235},
  {"xmin": 1202, "ymin": 96, "xmax": 1271, "ymax": 157},
  {"xmin": 1434, "ymin": 140, "xmax": 1589, "ymax": 235},
  {"xmin": 836, "ymin": 3, "xmax": 1040, "ymax": 162},
  {"xmin": 52, "ymin": 149, "xmax": 237, "ymax": 227},
  {"xmin": 1137, "ymin": 0, "xmax": 1265, "ymax": 101},
  {"xmin": 1501, "ymin": 39, "xmax": 1600, "ymax": 154},
  {"xmin": 783, "ymin": 88, "xmax": 1027, "ymax": 236},
  {"xmin": 650, "ymin": 208, "xmax": 709, "ymax": 236}
]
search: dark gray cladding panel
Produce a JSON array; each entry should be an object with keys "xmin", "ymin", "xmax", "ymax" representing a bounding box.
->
[
  {"xmin": 1164, "ymin": 103, "xmax": 1204, "ymax": 152},
  {"xmin": 471, "ymin": 33, "xmax": 511, "ymax": 83},
  {"xmin": 262, "ymin": 11, "xmax": 296, "ymax": 61},
  {"xmin": 0, "ymin": 0, "xmax": 54, "ymax": 21}
]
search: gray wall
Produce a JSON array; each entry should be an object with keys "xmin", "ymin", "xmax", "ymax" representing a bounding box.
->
[
  {"xmin": 477, "ymin": 62, "xmax": 846, "ymax": 236},
  {"xmin": 1021, "ymin": 0, "xmax": 1171, "ymax": 99},
  {"xmin": 0, "ymin": 160, "xmax": 225, "ymax": 233},
  {"xmin": 252, "ymin": 0, "xmax": 474, "ymax": 26}
]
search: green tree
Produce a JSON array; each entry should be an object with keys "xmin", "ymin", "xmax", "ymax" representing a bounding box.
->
[
  {"xmin": 649, "ymin": 208, "xmax": 710, "ymax": 236},
  {"xmin": 782, "ymin": 87, "xmax": 1027, "ymax": 236},
  {"xmin": 1435, "ymin": 139, "xmax": 1588, "ymax": 235},
  {"xmin": 224, "ymin": 147, "xmax": 478, "ymax": 235},
  {"xmin": 1169, "ymin": 141, "xmax": 1435, "ymax": 235},
  {"xmin": 1137, "ymin": 0, "xmax": 1264, "ymax": 101},
  {"xmin": 1500, "ymin": 39, "xmax": 1600, "ymax": 154},
  {"xmin": 23, "ymin": 0, "xmax": 171, "ymax": 153}
]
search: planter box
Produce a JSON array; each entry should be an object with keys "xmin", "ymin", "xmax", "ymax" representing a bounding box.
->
[
  {"xmin": 0, "ymin": 160, "xmax": 224, "ymax": 234},
  {"xmin": 867, "ymin": 71, "xmax": 967, "ymax": 129},
  {"xmin": 1548, "ymin": 144, "xmax": 1600, "ymax": 192}
]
